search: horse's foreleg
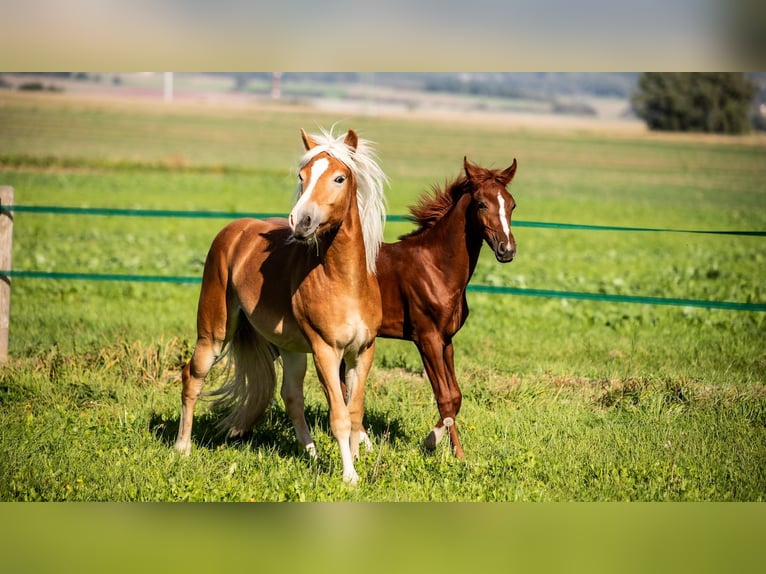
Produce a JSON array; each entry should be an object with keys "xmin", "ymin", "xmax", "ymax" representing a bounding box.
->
[
  {"xmin": 174, "ymin": 336, "xmax": 222, "ymax": 455},
  {"xmin": 418, "ymin": 334, "xmax": 464, "ymax": 458},
  {"xmin": 280, "ymin": 351, "xmax": 316, "ymax": 458},
  {"xmin": 313, "ymin": 344, "xmax": 358, "ymax": 485},
  {"xmin": 344, "ymin": 342, "xmax": 375, "ymax": 459}
]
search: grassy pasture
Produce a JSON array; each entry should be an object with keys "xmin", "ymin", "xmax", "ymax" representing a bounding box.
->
[{"xmin": 1, "ymin": 91, "xmax": 765, "ymax": 501}]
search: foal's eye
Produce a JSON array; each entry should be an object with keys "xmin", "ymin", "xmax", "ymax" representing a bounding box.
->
[
  {"xmin": 334, "ymin": 175, "xmax": 346, "ymax": 184},
  {"xmin": 477, "ymin": 201, "xmax": 488, "ymax": 210}
]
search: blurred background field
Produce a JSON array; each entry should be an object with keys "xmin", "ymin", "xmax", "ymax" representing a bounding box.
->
[{"xmin": 0, "ymin": 78, "xmax": 764, "ymax": 501}]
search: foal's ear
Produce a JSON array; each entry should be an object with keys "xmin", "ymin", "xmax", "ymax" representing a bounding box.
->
[
  {"xmin": 344, "ymin": 129, "xmax": 359, "ymax": 151},
  {"xmin": 464, "ymin": 156, "xmax": 480, "ymax": 180},
  {"xmin": 499, "ymin": 158, "xmax": 518, "ymax": 186},
  {"xmin": 301, "ymin": 128, "xmax": 319, "ymax": 151}
]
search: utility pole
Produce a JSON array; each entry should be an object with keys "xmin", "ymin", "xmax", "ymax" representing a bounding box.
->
[
  {"xmin": 271, "ymin": 72, "xmax": 282, "ymax": 100},
  {"xmin": 0, "ymin": 186, "xmax": 13, "ymax": 363},
  {"xmin": 164, "ymin": 72, "xmax": 174, "ymax": 102}
]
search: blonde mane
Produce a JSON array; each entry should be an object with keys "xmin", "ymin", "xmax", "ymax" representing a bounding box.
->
[{"xmin": 297, "ymin": 127, "xmax": 388, "ymax": 274}]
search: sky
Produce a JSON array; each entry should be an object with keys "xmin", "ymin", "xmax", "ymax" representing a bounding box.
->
[{"xmin": 2, "ymin": 0, "xmax": 762, "ymax": 70}]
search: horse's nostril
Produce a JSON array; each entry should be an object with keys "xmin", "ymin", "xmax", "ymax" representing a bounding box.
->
[{"xmin": 497, "ymin": 242, "xmax": 516, "ymax": 262}]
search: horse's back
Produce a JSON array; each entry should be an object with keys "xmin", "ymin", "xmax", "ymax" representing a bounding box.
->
[
  {"xmin": 199, "ymin": 218, "xmax": 310, "ymax": 349},
  {"xmin": 201, "ymin": 218, "xmax": 289, "ymax": 286}
]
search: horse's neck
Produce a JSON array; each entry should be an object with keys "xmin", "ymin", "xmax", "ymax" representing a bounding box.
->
[
  {"xmin": 322, "ymin": 191, "xmax": 370, "ymax": 282},
  {"xmin": 428, "ymin": 192, "xmax": 482, "ymax": 287}
]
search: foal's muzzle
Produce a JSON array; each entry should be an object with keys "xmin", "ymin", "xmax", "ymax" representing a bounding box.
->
[{"xmin": 494, "ymin": 241, "xmax": 516, "ymax": 263}]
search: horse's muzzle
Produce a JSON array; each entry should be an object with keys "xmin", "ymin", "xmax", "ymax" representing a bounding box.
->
[
  {"xmin": 494, "ymin": 241, "xmax": 516, "ymax": 263},
  {"xmin": 289, "ymin": 206, "xmax": 321, "ymax": 241},
  {"xmin": 290, "ymin": 214, "xmax": 315, "ymax": 240}
]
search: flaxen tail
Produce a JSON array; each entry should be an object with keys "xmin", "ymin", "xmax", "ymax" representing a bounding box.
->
[{"xmin": 207, "ymin": 312, "xmax": 278, "ymax": 437}]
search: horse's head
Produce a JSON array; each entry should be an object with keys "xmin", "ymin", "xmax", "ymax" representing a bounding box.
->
[
  {"xmin": 464, "ymin": 157, "xmax": 517, "ymax": 263},
  {"xmin": 289, "ymin": 128, "xmax": 359, "ymax": 241}
]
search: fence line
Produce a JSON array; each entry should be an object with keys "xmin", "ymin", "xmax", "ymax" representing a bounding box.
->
[
  {"xmin": 3, "ymin": 204, "xmax": 766, "ymax": 236},
  {"xmin": 3, "ymin": 270, "xmax": 765, "ymax": 312},
  {"xmin": 2, "ymin": 201, "xmax": 765, "ymax": 314}
]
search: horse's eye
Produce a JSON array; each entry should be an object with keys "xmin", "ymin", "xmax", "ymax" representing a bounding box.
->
[
  {"xmin": 334, "ymin": 175, "xmax": 346, "ymax": 184},
  {"xmin": 298, "ymin": 173, "xmax": 304, "ymax": 182},
  {"xmin": 477, "ymin": 201, "xmax": 487, "ymax": 210}
]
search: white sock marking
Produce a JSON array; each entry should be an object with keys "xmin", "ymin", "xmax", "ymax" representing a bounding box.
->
[{"xmin": 360, "ymin": 430, "xmax": 373, "ymax": 451}]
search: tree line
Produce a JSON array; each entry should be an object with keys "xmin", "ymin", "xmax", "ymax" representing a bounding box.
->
[
  {"xmin": 631, "ymin": 73, "xmax": 762, "ymax": 134},
  {"xmin": 5, "ymin": 72, "xmax": 764, "ymax": 133}
]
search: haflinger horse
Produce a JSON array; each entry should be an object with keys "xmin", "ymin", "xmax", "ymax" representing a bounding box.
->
[
  {"xmin": 174, "ymin": 127, "xmax": 387, "ymax": 485},
  {"xmin": 348, "ymin": 157, "xmax": 517, "ymax": 459}
]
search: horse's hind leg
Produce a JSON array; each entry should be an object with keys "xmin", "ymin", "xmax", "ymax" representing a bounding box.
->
[
  {"xmin": 280, "ymin": 351, "xmax": 316, "ymax": 457},
  {"xmin": 174, "ymin": 335, "xmax": 223, "ymax": 455},
  {"xmin": 174, "ymin": 237, "xmax": 234, "ymax": 455},
  {"xmin": 442, "ymin": 342, "xmax": 465, "ymax": 459},
  {"xmin": 418, "ymin": 335, "xmax": 465, "ymax": 459}
]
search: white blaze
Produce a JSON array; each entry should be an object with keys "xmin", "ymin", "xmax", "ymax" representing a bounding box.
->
[
  {"xmin": 293, "ymin": 157, "xmax": 329, "ymax": 216},
  {"xmin": 497, "ymin": 191, "xmax": 511, "ymax": 240}
]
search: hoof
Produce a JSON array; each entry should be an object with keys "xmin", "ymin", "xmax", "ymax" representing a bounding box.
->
[
  {"xmin": 227, "ymin": 427, "xmax": 247, "ymax": 439},
  {"xmin": 423, "ymin": 424, "xmax": 447, "ymax": 451},
  {"xmin": 343, "ymin": 470, "xmax": 359, "ymax": 487},
  {"xmin": 423, "ymin": 430, "xmax": 438, "ymax": 451},
  {"xmin": 360, "ymin": 431, "xmax": 373, "ymax": 452}
]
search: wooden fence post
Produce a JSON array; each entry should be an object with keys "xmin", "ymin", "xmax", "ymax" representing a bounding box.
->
[{"xmin": 0, "ymin": 186, "xmax": 13, "ymax": 363}]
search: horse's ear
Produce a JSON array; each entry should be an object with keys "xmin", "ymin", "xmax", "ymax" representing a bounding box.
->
[
  {"xmin": 344, "ymin": 129, "xmax": 359, "ymax": 151},
  {"xmin": 499, "ymin": 158, "xmax": 518, "ymax": 185},
  {"xmin": 464, "ymin": 156, "xmax": 479, "ymax": 180},
  {"xmin": 301, "ymin": 128, "xmax": 319, "ymax": 151}
]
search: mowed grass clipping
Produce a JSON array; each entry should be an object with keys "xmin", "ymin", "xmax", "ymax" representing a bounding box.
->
[{"xmin": 1, "ymin": 91, "xmax": 765, "ymax": 501}]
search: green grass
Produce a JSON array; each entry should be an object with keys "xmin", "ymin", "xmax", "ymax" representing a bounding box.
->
[{"xmin": 1, "ymin": 91, "xmax": 765, "ymax": 500}]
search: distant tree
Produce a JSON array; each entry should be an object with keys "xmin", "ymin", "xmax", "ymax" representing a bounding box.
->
[
  {"xmin": 631, "ymin": 73, "xmax": 757, "ymax": 134},
  {"xmin": 232, "ymin": 73, "xmax": 254, "ymax": 92},
  {"xmin": 748, "ymin": 73, "xmax": 766, "ymax": 132}
]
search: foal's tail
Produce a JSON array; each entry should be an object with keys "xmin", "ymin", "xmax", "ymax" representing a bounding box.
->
[{"xmin": 207, "ymin": 312, "xmax": 278, "ymax": 437}]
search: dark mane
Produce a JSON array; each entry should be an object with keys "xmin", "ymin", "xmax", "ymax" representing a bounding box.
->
[
  {"xmin": 400, "ymin": 166, "xmax": 511, "ymax": 240},
  {"xmin": 400, "ymin": 175, "xmax": 472, "ymax": 239}
]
